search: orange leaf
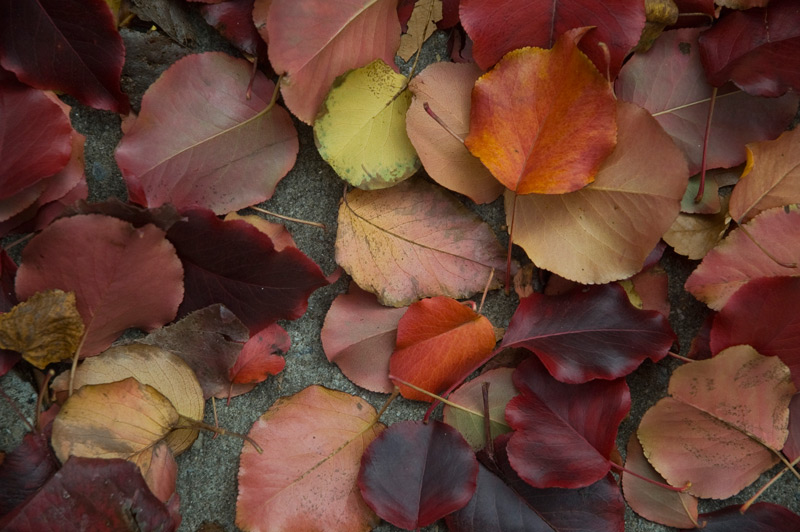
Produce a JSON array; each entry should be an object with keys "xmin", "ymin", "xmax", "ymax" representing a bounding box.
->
[
  {"xmin": 390, "ymin": 296, "xmax": 496, "ymax": 402},
  {"xmin": 465, "ymin": 27, "xmax": 616, "ymax": 194}
]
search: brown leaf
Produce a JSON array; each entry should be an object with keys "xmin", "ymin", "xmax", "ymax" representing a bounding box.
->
[{"xmin": 663, "ymin": 195, "xmax": 731, "ymax": 260}]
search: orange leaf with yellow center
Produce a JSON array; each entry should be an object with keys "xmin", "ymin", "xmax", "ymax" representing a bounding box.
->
[
  {"xmin": 389, "ymin": 296, "xmax": 496, "ymax": 402},
  {"xmin": 465, "ymin": 27, "xmax": 617, "ymax": 195}
]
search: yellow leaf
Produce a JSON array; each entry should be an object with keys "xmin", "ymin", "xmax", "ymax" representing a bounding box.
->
[
  {"xmin": 314, "ymin": 59, "xmax": 420, "ymax": 190},
  {"xmin": 0, "ymin": 290, "xmax": 84, "ymax": 369}
]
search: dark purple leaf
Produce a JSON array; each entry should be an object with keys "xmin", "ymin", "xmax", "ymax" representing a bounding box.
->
[{"xmin": 681, "ymin": 502, "xmax": 800, "ymax": 532}]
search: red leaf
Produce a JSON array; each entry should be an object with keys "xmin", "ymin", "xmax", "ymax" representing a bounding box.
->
[
  {"xmin": 116, "ymin": 52, "xmax": 297, "ymax": 214},
  {"xmin": 680, "ymin": 503, "xmax": 800, "ymax": 532},
  {"xmin": 167, "ymin": 209, "xmax": 328, "ymax": 332},
  {"xmin": 0, "ymin": 0, "xmax": 129, "ymax": 113},
  {"xmin": 358, "ymin": 420, "xmax": 478, "ymax": 529},
  {"xmin": 0, "ymin": 249, "xmax": 17, "ymax": 313},
  {"xmin": 200, "ymin": 0, "xmax": 268, "ymax": 59},
  {"xmin": 0, "ymin": 431, "xmax": 59, "ymax": 518},
  {"xmin": 228, "ymin": 323, "xmax": 289, "ymax": 385},
  {"xmin": 0, "ymin": 457, "xmax": 178, "ymax": 531},
  {"xmin": 783, "ymin": 394, "xmax": 800, "ymax": 461},
  {"xmin": 699, "ymin": 0, "xmax": 800, "ymax": 97},
  {"xmin": 505, "ymin": 356, "xmax": 631, "ymax": 488},
  {"xmin": 710, "ymin": 276, "xmax": 800, "ymax": 387},
  {"xmin": 459, "ymin": 0, "xmax": 645, "ymax": 78},
  {"xmin": 500, "ymin": 284, "xmax": 675, "ymax": 383},
  {"xmin": 15, "ymin": 214, "xmax": 184, "ymax": 356}
]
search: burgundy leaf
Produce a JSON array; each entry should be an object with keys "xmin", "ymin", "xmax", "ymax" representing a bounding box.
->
[
  {"xmin": 0, "ymin": 0, "xmax": 129, "ymax": 113},
  {"xmin": 64, "ymin": 199, "xmax": 182, "ymax": 232},
  {"xmin": 499, "ymin": 284, "xmax": 675, "ymax": 383},
  {"xmin": 505, "ymin": 356, "xmax": 630, "ymax": 489},
  {"xmin": 167, "ymin": 209, "xmax": 328, "ymax": 332},
  {"xmin": 783, "ymin": 394, "xmax": 800, "ymax": 462},
  {"xmin": 699, "ymin": 0, "xmax": 800, "ymax": 97},
  {"xmin": 680, "ymin": 503, "xmax": 800, "ymax": 532},
  {"xmin": 0, "ymin": 457, "xmax": 178, "ymax": 531},
  {"xmin": 358, "ymin": 420, "xmax": 478, "ymax": 529},
  {"xmin": 0, "ymin": 431, "xmax": 59, "ymax": 518}
]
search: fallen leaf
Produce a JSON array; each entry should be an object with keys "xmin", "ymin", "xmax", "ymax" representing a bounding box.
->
[
  {"xmin": 466, "ymin": 28, "xmax": 617, "ymax": 195},
  {"xmin": 321, "ymin": 283, "xmax": 406, "ymax": 393},
  {"xmin": 228, "ymin": 323, "xmax": 289, "ymax": 387},
  {"xmin": 509, "ymin": 101, "xmax": 688, "ymax": 283},
  {"xmin": 64, "ymin": 199, "xmax": 182, "ymax": 232},
  {"xmin": 459, "ymin": 0, "xmax": 646, "ymax": 78},
  {"xmin": 264, "ymin": 0, "xmax": 401, "ymax": 124},
  {"xmin": 0, "ymin": 430, "xmax": 60, "ymax": 518},
  {"xmin": 224, "ymin": 212, "xmax": 296, "ymax": 251},
  {"xmin": 699, "ymin": 0, "xmax": 800, "ymax": 97},
  {"xmin": 684, "ymin": 207, "xmax": 800, "ymax": 310},
  {"xmin": 636, "ymin": 0, "xmax": 679, "ymax": 52},
  {"xmin": 729, "ymin": 127, "xmax": 800, "ymax": 223},
  {"xmin": 236, "ymin": 385, "xmax": 383, "ymax": 532},
  {"xmin": 167, "ymin": 209, "xmax": 328, "ymax": 332},
  {"xmin": 663, "ymin": 195, "xmax": 731, "ymax": 260},
  {"xmin": 335, "ymin": 178, "xmax": 508, "ymax": 306},
  {"xmin": 0, "ymin": 290, "xmax": 83, "ymax": 369},
  {"xmin": 505, "ymin": 356, "xmax": 631, "ymax": 488},
  {"xmin": 783, "ymin": 393, "xmax": 800, "ymax": 461},
  {"xmin": 390, "ymin": 296, "xmax": 496, "ymax": 401},
  {"xmin": 406, "ymin": 61, "xmax": 502, "ymax": 203},
  {"xmin": 442, "ymin": 367, "xmax": 517, "ymax": 451},
  {"xmin": 0, "ymin": 0, "xmax": 129, "ymax": 112},
  {"xmin": 681, "ymin": 502, "xmax": 800, "ymax": 531},
  {"xmin": 358, "ymin": 420, "xmax": 478, "ymax": 529},
  {"xmin": 15, "ymin": 214, "xmax": 184, "ymax": 356},
  {"xmin": 144, "ymin": 441, "xmax": 178, "ymax": 504},
  {"xmin": 200, "ymin": 0, "xmax": 268, "ymax": 59},
  {"xmin": 500, "ymin": 284, "xmax": 675, "ymax": 383},
  {"xmin": 616, "ymin": 28, "xmax": 799, "ymax": 175},
  {"xmin": 50, "ymin": 344, "xmax": 204, "ymax": 455},
  {"xmin": 397, "ymin": 0, "xmax": 442, "ymax": 60},
  {"xmin": 628, "ymin": 265, "xmax": 671, "ymax": 317},
  {"xmin": 116, "ymin": 52, "xmax": 298, "ymax": 214},
  {"xmin": 314, "ymin": 59, "xmax": 419, "ymax": 189},
  {"xmin": 638, "ymin": 346, "xmax": 795, "ymax": 498}
]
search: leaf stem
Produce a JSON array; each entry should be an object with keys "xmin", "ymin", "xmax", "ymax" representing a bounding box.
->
[
  {"xmin": 177, "ymin": 416, "xmax": 263, "ymax": 454},
  {"xmin": 423, "ymin": 102, "xmax": 466, "ymax": 144},
  {"xmin": 68, "ymin": 332, "xmax": 88, "ymax": 397},
  {"xmin": 374, "ymin": 387, "xmax": 400, "ymax": 423},
  {"xmin": 695, "ymin": 87, "xmax": 717, "ymax": 203},
  {"xmin": 478, "ymin": 268, "xmax": 495, "ymax": 314},
  {"xmin": 35, "ymin": 369, "xmax": 55, "ymax": 431},
  {"xmin": 609, "ymin": 461, "xmax": 691, "ymax": 492},
  {"xmin": 248, "ymin": 206, "xmax": 326, "ymax": 229},
  {"xmin": 667, "ymin": 351, "xmax": 695, "ymax": 363},
  {"xmin": 740, "ymin": 454, "xmax": 800, "ymax": 512},
  {"xmin": 482, "ymin": 381, "xmax": 494, "ymax": 461},
  {"xmin": 505, "ymin": 192, "xmax": 518, "ymax": 295}
]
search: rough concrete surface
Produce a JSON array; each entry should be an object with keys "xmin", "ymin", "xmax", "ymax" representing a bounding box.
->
[{"xmin": 1, "ymin": 9, "xmax": 798, "ymax": 532}]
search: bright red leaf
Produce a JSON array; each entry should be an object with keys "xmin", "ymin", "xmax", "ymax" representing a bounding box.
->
[
  {"xmin": 699, "ymin": 0, "xmax": 800, "ymax": 97},
  {"xmin": 390, "ymin": 296, "xmax": 497, "ymax": 401},
  {"xmin": 681, "ymin": 503, "xmax": 800, "ymax": 532},
  {"xmin": 116, "ymin": 52, "xmax": 297, "ymax": 214},
  {"xmin": 505, "ymin": 356, "xmax": 631, "ymax": 488},
  {"xmin": 228, "ymin": 323, "xmax": 289, "ymax": 387},
  {"xmin": 167, "ymin": 208, "xmax": 328, "ymax": 332},
  {"xmin": 0, "ymin": 0, "xmax": 129, "ymax": 113},
  {"xmin": 358, "ymin": 420, "xmax": 478, "ymax": 529},
  {"xmin": 499, "ymin": 284, "xmax": 675, "ymax": 383},
  {"xmin": 15, "ymin": 214, "xmax": 184, "ymax": 357}
]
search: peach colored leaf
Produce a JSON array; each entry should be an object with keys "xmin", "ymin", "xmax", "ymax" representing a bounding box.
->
[
  {"xmin": 265, "ymin": 0, "xmax": 401, "ymax": 124},
  {"xmin": 115, "ymin": 52, "xmax": 297, "ymax": 214},
  {"xmin": 637, "ymin": 346, "xmax": 795, "ymax": 498},
  {"xmin": 14, "ymin": 214, "xmax": 184, "ymax": 356},
  {"xmin": 510, "ymin": 101, "xmax": 688, "ymax": 283},
  {"xmin": 664, "ymin": 195, "xmax": 731, "ymax": 260},
  {"xmin": 321, "ymin": 282, "xmax": 406, "ymax": 393},
  {"xmin": 0, "ymin": 290, "xmax": 83, "ymax": 369},
  {"xmin": 390, "ymin": 296, "xmax": 496, "ymax": 402},
  {"xmin": 730, "ymin": 127, "xmax": 800, "ymax": 223},
  {"xmin": 50, "ymin": 344, "xmax": 204, "ymax": 455},
  {"xmin": 335, "ymin": 178, "xmax": 508, "ymax": 306},
  {"xmin": 685, "ymin": 207, "xmax": 800, "ymax": 310},
  {"xmin": 466, "ymin": 28, "xmax": 616, "ymax": 195},
  {"xmin": 622, "ymin": 434, "xmax": 699, "ymax": 528},
  {"xmin": 406, "ymin": 62, "xmax": 502, "ymax": 204},
  {"xmin": 143, "ymin": 441, "xmax": 178, "ymax": 504},
  {"xmin": 236, "ymin": 385, "xmax": 383, "ymax": 532}
]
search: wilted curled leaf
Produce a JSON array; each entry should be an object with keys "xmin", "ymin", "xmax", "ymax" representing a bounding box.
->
[{"xmin": 0, "ymin": 289, "xmax": 83, "ymax": 369}]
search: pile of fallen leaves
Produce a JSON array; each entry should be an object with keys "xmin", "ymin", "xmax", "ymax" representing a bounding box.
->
[{"xmin": 1, "ymin": 0, "xmax": 800, "ymax": 530}]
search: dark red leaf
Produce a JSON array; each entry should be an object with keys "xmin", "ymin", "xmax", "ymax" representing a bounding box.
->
[
  {"xmin": 680, "ymin": 503, "xmax": 800, "ymax": 532},
  {"xmin": 784, "ymin": 394, "xmax": 800, "ymax": 461},
  {"xmin": 699, "ymin": 0, "xmax": 800, "ymax": 97},
  {"xmin": 64, "ymin": 199, "xmax": 182, "ymax": 232},
  {"xmin": 0, "ymin": 0, "xmax": 129, "ymax": 113},
  {"xmin": 710, "ymin": 276, "xmax": 800, "ymax": 387},
  {"xmin": 459, "ymin": 0, "xmax": 645, "ymax": 78},
  {"xmin": 499, "ymin": 284, "xmax": 675, "ymax": 383},
  {"xmin": 505, "ymin": 356, "xmax": 630, "ymax": 489},
  {"xmin": 358, "ymin": 420, "xmax": 478, "ymax": 529},
  {"xmin": 0, "ymin": 431, "xmax": 59, "ymax": 518},
  {"xmin": 167, "ymin": 209, "xmax": 328, "ymax": 332},
  {"xmin": 200, "ymin": 0, "xmax": 268, "ymax": 59},
  {"xmin": 0, "ymin": 457, "xmax": 178, "ymax": 531},
  {"xmin": 0, "ymin": 249, "xmax": 17, "ymax": 313}
]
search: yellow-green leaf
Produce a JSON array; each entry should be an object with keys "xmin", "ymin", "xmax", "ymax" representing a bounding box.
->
[{"xmin": 314, "ymin": 59, "xmax": 420, "ymax": 189}]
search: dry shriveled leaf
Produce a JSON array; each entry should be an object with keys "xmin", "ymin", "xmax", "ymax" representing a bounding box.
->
[
  {"xmin": 335, "ymin": 178, "xmax": 508, "ymax": 306},
  {"xmin": 0, "ymin": 290, "xmax": 83, "ymax": 369},
  {"xmin": 510, "ymin": 101, "xmax": 688, "ymax": 283},
  {"xmin": 663, "ymin": 195, "xmax": 731, "ymax": 260}
]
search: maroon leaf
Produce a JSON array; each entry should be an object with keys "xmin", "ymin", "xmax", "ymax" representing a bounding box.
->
[
  {"xmin": 499, "ymin": 284, "xmax": 675, "ymax": 383},
  {"xmin": 0, "ymin": 249, "xmax": 17, "ymax": 313},
  {"xmin": 200, "ymin": 0, "xmax": 268, "ymax": 60},
  {"xmin": 783, "ymin": 394, "xmax": 800, "ymax": 461},
  {"xmin": 710, "ymin": 276, "xmax": 800, "ymax": 387},
  {"xmin": 680, "ymin": 503, "xmax": 800, "ymax": 532},
  {"xmin": 0, "ymin": 457, "xmax": 178, "ymax": 531},
  {"xmin": 167, "ymin": 209, "xmax": 328, "ymax": 332},
  {"xmin": 358, "ymin": 420, "xmax": 478, "ymax": 529},
  {"xmin": 505, "ymin": 356, "xmax": 631, "ymax": 489},
  {"xmin": 0, "ymin": 431, "xmax": 59, "ymax": 518},
  {"xmin": 0, "ymin": 0, "xmax": 129, "ymax": 113},
  {"xmin": 64, "ymin": 199, "xmax": 182, "ymax": 232},
  {"xmin": 699, "ymin": 0, "xmax": 800, "ymax": 97}
]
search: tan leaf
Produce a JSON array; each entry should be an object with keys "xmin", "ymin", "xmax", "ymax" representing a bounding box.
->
[
  {"xmin": 398, "ymin": 0, "xmax": 443, "ymax": 61},
  {"xmin": 664, "ymin": 195, "xmax": 731, "ymax": 260}
]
